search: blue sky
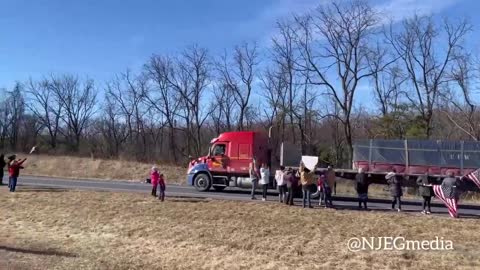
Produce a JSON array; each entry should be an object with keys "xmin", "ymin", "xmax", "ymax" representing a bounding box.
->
[{"xmin": 0, "ymin": 0, "xmax": 478, "ymax": 92}]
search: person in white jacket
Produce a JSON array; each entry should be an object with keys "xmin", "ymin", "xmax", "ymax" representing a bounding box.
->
[
  {"xmin": 259, "ymin": 163, "xmax": 270, "ymax": 201},
  {"xmin": 275, "ymin": 166, "xmax": 286, "ymax": 203}
]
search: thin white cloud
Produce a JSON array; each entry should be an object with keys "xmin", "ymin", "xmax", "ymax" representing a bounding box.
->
[
  {"xmin": 237, "ymin": 0, "xmax": 322, "ymax": 44},
  {"xmin": 243, "ymin": 0, "xmax": 462, "ymax": 47},
  {"xmin": 257, "ymin": 0, "xmax": 322, "ymax": 22},
  {"xmin": 375, "ymin": 0, "xmax": 462, "ymax": 23}
]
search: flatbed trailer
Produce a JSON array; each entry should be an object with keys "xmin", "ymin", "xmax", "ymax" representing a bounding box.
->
[{"xmin": 187, "ymin": 132, "xmax": 480, "ymax": 193}]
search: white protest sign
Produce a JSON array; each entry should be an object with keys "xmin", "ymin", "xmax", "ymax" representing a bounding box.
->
[{"xmin": 301, "ymin": 156, "xmax": 318, "ymax": 171}]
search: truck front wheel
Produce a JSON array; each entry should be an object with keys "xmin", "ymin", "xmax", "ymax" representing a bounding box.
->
[{"xmin": 194, "ymin": 173, "xmax": 211, "ymax": 192}]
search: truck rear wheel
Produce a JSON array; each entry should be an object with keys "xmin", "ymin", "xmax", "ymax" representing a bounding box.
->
[{"xmin": 194, "ymin": 173, "xmax": 211, "ymax": 192}]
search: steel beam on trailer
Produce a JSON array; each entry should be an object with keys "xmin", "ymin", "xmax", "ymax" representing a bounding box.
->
[
  {"xmin": 280, "ymin": 142, "xmax": 284, "ymax": 167},
  {"xmin": 461, "ymin": 141, "xmax": 464, "ymax": 175},
  {"xmin": 404, "ymin": 140, "xmax": 409, "ymax": 170},
  {"xmin": 368, "ymin": 139, "xmax": 373, "ymax": 171}
]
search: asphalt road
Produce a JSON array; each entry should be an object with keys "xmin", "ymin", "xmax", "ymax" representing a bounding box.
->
[{"xmin": 6, "ymin": 175, "xmax": 480, "ymax": 219}]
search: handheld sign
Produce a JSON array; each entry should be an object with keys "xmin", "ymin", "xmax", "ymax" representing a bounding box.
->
[{"xmin": 301, "ymin": 156, "xmax": 318, "ymax": 171}]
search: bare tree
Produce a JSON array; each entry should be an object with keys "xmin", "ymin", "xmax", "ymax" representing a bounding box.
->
[
  {"xmin": 26, "ymin": 78, "xmax": 63, "ymax": 148},
  {"xmin": 217, "ymin": 42, "xmax": 259, "ymax": 130},
  {"xmin": 210, "ymin": 83, "xmax": 236, "ymax": 134},
  {"xmin": 99, "ymin": 93, "xmax": 130, "ymax": 157},
  {"xmin": 441, "ymin": 54, "xmax": 480, "ymax": 140},
  {"xmin": 108, "ymin": 71, "xmax": 153, "ymax": 157},
  {"xmin": 47, "ymin": 75, "xmax": 97, "ymax": 150},
  {"xmin": 367, "ymin": 42, "xmax": 405, "ymax": 116},
  {"xmin": 167, "ymin": 46, "xmax": 213, "ymax": 157},
  {"xmin": 0, "ymin": 83, "xmax": 25, "ymax": 149},
  {"xmin": 8, "ymin": 83, "xmax": 25, "ymax": 148},
  {"xmin": 261, "ymin": 67, "xmax": 287, "ymax": 141},
  {"xmin": 386, "ymin": 15, "xmax": 471, "ymax": 137},
  {"xmin": 295, "ymin": 0, "xmax": 388, "ymax": 164},
  {"xmin": 144, "ymin": 55, "xmax": 181, "ymax": 162}
]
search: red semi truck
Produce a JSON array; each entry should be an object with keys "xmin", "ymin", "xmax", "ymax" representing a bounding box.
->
[
  {"xmin": 187, "ymin": 131, "xmax": 272, "ymax": 191},
  {"xmin": 187, "ymin": 131, "xmax": 480, "ymax": 192}
]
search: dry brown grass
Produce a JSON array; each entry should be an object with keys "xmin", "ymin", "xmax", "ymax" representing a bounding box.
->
[
  {"xmin": 0, "ymin": 187, "xmax": 479, "ymax": 270},
  {"xmin": 21, "ymin": 154, "xmax": 185, "ymax": 184}
]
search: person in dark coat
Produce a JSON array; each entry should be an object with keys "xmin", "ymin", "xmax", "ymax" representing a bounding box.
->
[
  {"xmin": 417, "ymin": 172, "xmax": 433, "ymax": 214},
  {"xmin": 355, "ymin": 168, "xmax": 369, "ymax": 209},
  {"xmin": 284, "ymin": 168, "xmax": 296, "ymax": 206},
  {"xmin": 0, "ymin": 154, "xmax": 5, "ymax": 185},
  {"xmin": 386, "ymin": 169, "xmax": 403, "ymax": 212}
]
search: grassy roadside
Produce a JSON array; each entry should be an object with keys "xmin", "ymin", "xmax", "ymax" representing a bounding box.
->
[
  {"xmin": 0, "ymin": 187, "xmax": 479, "ymax": 269},
  {"xmin": 19, "ymin": 154, "xmax": 185, "ymax": 184}
]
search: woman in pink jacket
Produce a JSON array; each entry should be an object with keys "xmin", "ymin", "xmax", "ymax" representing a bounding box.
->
[{"xmin": 151, "ymin": 167, "xmax": 160, "ymax": 197}]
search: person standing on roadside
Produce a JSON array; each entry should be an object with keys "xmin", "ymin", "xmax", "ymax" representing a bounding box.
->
[
  {"xmin": 151, "ymin": 167, "xmax": 159, "ymax": 197},
  {"xmin": 355, "ymin": 168, "xmax": 369, "ymax": 210},
  {"xmin": 275, "ymin": 166, "xmax": 287, "ymax": 203},
  {"xmin": 0, "ymin": 154, "xmax": 5, "ymax": 186},
  {"xmin": 284, "ymin": 168, "xmax": 296, "ymax": 206},
  {"xmin": 259, "ymin": 163, "xmax": 270, "ymax": 202},
  {"xmin": 8, "ymin": 155, "xmax": 27, "ymax": 192},
  {"xmin": 417, "ymin": 172, "xmax": 433, "ymax": 214},
  {"xmin": 300, "ymin": 162, "xmax": 316, "ymax": 208},
  {"xmin": 440, "ymin": 172, "xmax": 460, "ymax": 218},
  {"xmin": 386, "ymin": 169, "xmax": 403, "ymax": 212},
  {"xmin": 7, "ymin": 155, "xmax": 14, "ymax": 188},
  {"xmin": 249, "ymin": 159, "xmax": 259, "ymax": 200},
  {"xmin": 326, "ymin": 166, "xmax": 336, "ymax": 203}
]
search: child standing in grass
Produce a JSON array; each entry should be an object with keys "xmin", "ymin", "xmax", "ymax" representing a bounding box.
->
[
  {"xmin": 151, "ymin": 167, "xmax": 159, "ymax": 197},
  {"xmin": 158, "ymin": 173, "xmax": 166, "ymax": 202}
]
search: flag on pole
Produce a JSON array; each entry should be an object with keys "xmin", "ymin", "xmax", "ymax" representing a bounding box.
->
[{"xmin": 465, "ymin": 169, "xmax": 480, "ymax": 190}]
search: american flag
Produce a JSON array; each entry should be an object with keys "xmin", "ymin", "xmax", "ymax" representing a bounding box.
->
[
  {"xmin": 465, "ymin": 169, "xmax": 480, "ymax": 190},
  {"xmin": 433, "ymin": 185, "xmax": 458, "ymax": 218}
]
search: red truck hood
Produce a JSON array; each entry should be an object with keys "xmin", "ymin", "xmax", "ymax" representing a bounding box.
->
[{"xmin": 188, "ymin": 156, "xmax": 208, "ymax": 170}]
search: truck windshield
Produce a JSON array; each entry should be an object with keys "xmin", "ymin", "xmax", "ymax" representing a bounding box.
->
[{"xmin": 212, "ymin": 144, "xmax": 226, "ymax": 156}]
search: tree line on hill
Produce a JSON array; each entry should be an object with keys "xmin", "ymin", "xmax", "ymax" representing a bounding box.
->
[{"xmin": 0, "ymin": 0, "xmax": 477, "ymax": 167}]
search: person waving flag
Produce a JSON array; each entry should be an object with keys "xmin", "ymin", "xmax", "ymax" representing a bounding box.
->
[{"xmin": 433, "ymin": 171, "xmax": 462, "ymax": 218}]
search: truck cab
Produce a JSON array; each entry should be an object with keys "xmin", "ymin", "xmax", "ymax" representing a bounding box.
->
[{"xmin": 187, "ymin": 131, "xmax": 270, "ymax": 192}]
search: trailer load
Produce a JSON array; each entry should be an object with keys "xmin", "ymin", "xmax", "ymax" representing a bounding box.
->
[{"xmin": 353, "ymin": 139, "xmax": 480, "ymax": 176}]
